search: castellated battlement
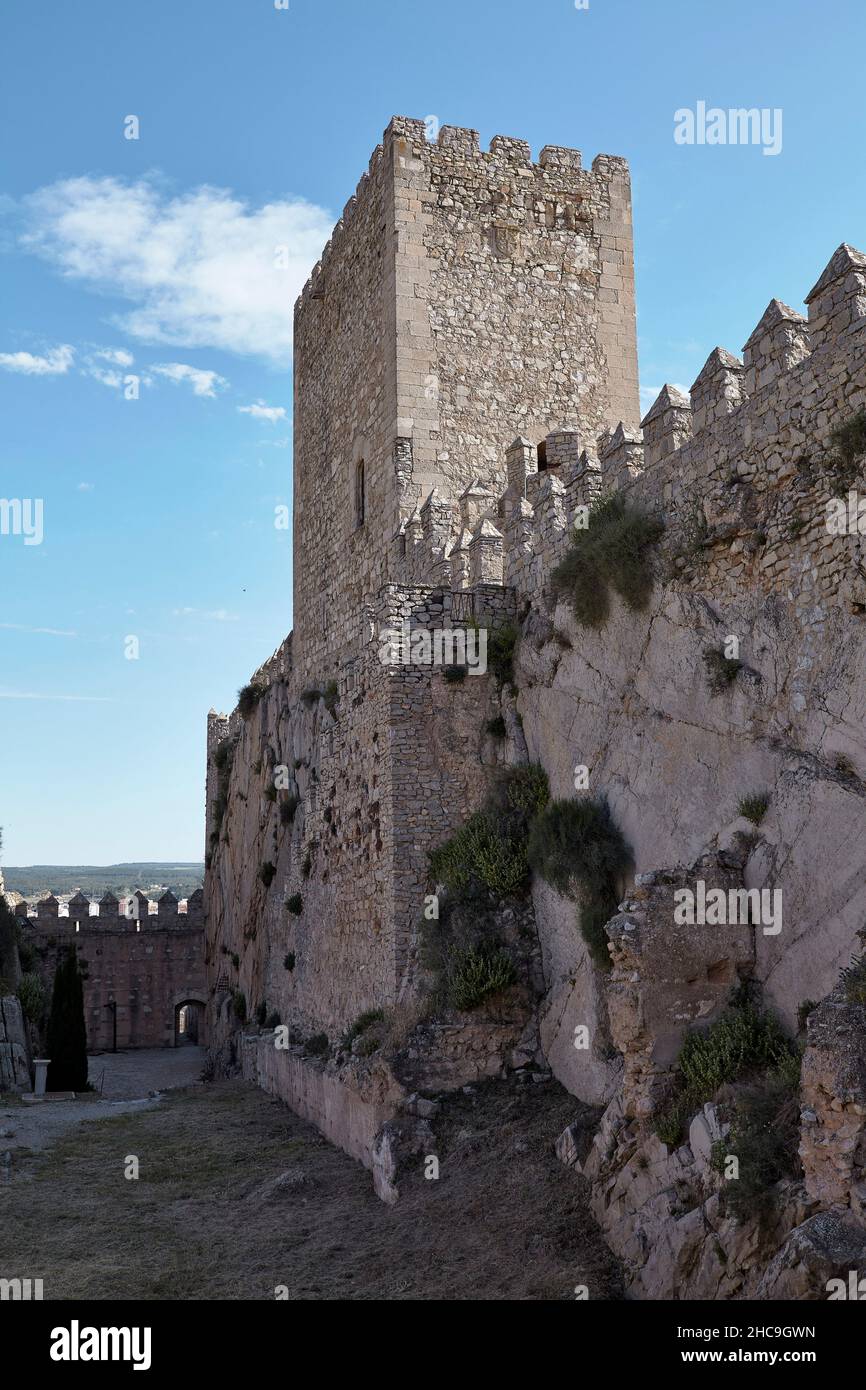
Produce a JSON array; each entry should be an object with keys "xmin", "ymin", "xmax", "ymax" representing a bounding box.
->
[
  {"xmin": 395, "ymin": 242, "xmax": 866, "ymax": 609},
  {"xmin": 295, "ymin": 116, "xmax": 629, "ymax": 313},
  {"xmin": 14, "ymin": 887, "xmax": 204, "ymax": 931},
  {"xmin": 291, "ymin": 115, "xmax": 639, "ymax": 685}
]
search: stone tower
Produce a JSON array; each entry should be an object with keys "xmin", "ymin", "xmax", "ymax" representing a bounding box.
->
[{"xmin": 292, "ymin": 115, "xmax": 639, "ymax": 683}]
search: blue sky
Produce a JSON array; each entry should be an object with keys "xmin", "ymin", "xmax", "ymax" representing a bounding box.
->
[{"xmin": 1, "ymin": 0, "xmax": 864, "ymax": 865}]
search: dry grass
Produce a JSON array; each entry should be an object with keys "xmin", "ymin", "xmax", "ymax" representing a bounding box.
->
[{"xmin": 3, "ymin": 1077, "xmax": 621, "ymax": 1301}]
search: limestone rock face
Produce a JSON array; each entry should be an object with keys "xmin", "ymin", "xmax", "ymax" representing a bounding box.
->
[{"xmin": 0, "ymin": 996, "xmax": 31, "ymax": 1092}]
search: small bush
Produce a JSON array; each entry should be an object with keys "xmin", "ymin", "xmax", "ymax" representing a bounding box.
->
[
  {"xmin": 505, "ymin": 763, "xmax": 550, "ymax": 819},
  {"xmin": 18, "ymin": 970, "xmax": 45, "ymax": 1023},
  {"xmin": 447, "ymin": 944, "xmax": 517, "ymax": 1011},
  {"xmin": 703, "ymin": 645, "xmax": 743, "ymax": 695},
  {"xmin": 237, "ymin": 683, "xmax": 265, "ymax": 720},
  {"xmin": 300, "ymin": 687, "xmax": 322, "ymax": 706},
  {"xmin": 255, "ymin": 1000, "xmax": 268, "ymax": 1026},
  {"xmin": 550, "ymin": 494, "xmax": 664, "ymax": 630},
  {"xmin": 527, "ymin": 796, "xmax": 630, "ymax": 901},
  {"xmin": 323, "ymin": 679, "xmax": 339, "ymax": 714},
  {"xmin": 840, "ymin": 953, "xmax": 866, "ymax": 1006},
  {"xmin": 259, "ymin": 861, "xmax": 276, "ymax": 888},
  {"xmin": 265, "ymin": 1011, "xmax": 281, "ymax": 1029},
  {"xmin": 788, "ymin": 514, "xmax": 807, "ymax": 540},
  {"xmin": 341, "ymin": 1008, "xmax": 385, "ymax": 1050},
  {"xmin": 528, "ymin": 796, "xmax": 630, "ymax": 971},
  {"xmin": 231, "ymin": 952, "xmax": 239, "ymax": 970},
  {"xmin": 232, "ymin": 990, "xmax": 247, "ymax": 1022},
  {"xmin": 304, "ymin": 1032, "xmax": 329, "ymax": 1057},
  {"xmin": 263, "ymin": 784, "xmax": 277, "ymax": 803},
  {"xmin": 738, "ymin": 792, "xmax": 770, "ymax": 825},
  {"xmin": 486, "ymin": 715, "xmax": 506, "ymax": 738},
  {"xmin": 280, "ymin": 795, "xmax": 299, "ymax": 825},
  {"xmin": 429, "ymin": 811, "xmax": 529, "ymax": 898},
  {"xmin": 285, "ymin": 893, "xmax": 303, "ymax": 916},
  {"xmin": 712, "ymin": 1070, "xmax": 801, "ymax": 1226},
  {"xmin": 485, "ymin": 622, "xmax": 519, "ymax": 686},
  {"xmin": 828, "ymin": 408, "xmax": 866, "ymax": 496},
  {"xmin": 302, "ymin": 850, "xmax": 313, "ymax": 879},
  {"xmin": 283, "ymin": 952, "xmax": 296, "ymax": 972},
  {"xmin": 443, "ymin": 665, "xmax": 467, "ymax": 684},
  {"xmin": 677, "ymin": 1003, "xmax": 793, "ymax": 1100}
]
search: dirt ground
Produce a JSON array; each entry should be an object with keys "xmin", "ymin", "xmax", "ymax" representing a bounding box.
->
[{"xmin": 0, "ymin": 1072, "xmax": 622, "ymax": 1301}]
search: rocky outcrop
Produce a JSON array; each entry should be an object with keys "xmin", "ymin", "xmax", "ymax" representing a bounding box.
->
[{"xmin": 0, "ymin": 995, "xmax": 31, "ymax": 1092}]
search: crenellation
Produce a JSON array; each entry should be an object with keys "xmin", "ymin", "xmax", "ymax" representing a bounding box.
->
[
  {"xmin": 805, "ymin": 243, "xmax": 866, "ymax": 350},
  {"xmin": 689, "ymin": 346, "xmax": 746, "ymax": 433},
  {"xmin": 640, "ymin": 384, "xmax": 692, "ymax": 467},
  {"xmin": 742, "ymin": 299, "xmax": 810, "ymax": 395}
]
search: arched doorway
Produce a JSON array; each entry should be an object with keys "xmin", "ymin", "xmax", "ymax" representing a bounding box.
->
[{"xmin": 172, "ymin": 992, "xmax": 207, "ymax": 1048}]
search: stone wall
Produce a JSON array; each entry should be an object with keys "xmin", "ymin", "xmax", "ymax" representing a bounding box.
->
[
  {"xmin": 291, "ymin": 115, "xmax": 639, "ymax": 685},
  {"xmin": 17, "ymin": 892, "xmax": 206, "ymax": 1051},
  {"xmin": 205, "ymin": 583, "xmax": 517, "ymax": 1040}
]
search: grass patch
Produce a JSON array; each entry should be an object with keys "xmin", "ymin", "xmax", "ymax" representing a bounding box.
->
[
  {"xmin": 711, "ymin": 1068, "xmax": 801, "ymax": 1226},
  {"xmin": 486, "ymin": 715, "xmax": 507, "ymax": 738},
  {"xmin": 654, "ymin": 994, "xmax": 798, "ymax": 1146},
  {"xmin": 285, "ymin": 894, "xmax": 303, "ymax": 916},
  {"xmin": 504, "ymin": 763, "xmax": 550, "ymax": 819},
  {"xmin": 738, "ymin": 792, "xmax": 770, "ymax": 825},
  {"xmin": 341, "ymin": 1008, "xmax": 385, "ymax": 1051},
  {"xmin": 429, "ymin": 811, "xmax": 529, "ymax": 898},
  {"xmin": 484, "ymin": 621, "xmax": 519, "ymax": 686},
  {"xmin": 828, "ymin": 408, "xmax": 866, "ymax": 496},
  {"xmin": 702, "ymin": 645, "xmax": 743, "ymax": 695},
  {"xmin": 447, "ymin": 945, "xmax": 517, "ymax": 1011},
  {"xmin": 527, "ymin": 797, "xmax": 630, "ymax": 969},
  {"xmin": 840, "ymin": 953, "xmax": 866, "ymax": 1005},
  {"xmin": 550, "ymin": 494, "xmax": 664, "ymax": 630},
  {"xmin": 237, "ymin": 683, "xmax": 266, "ymax": 720},
  {"xmin": 304, "ymin": 1033, "xmax": 329, "ymax": 1057}
]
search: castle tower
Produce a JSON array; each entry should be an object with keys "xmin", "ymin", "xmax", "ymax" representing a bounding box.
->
[{"xmin": 292, "ymin": 116, "xmax": 639, "ymax": 682}]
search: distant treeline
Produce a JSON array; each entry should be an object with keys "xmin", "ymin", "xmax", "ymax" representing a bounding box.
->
[{"xmin": 3, "ymin": 863, "xmax": 205, "ymax": 901}]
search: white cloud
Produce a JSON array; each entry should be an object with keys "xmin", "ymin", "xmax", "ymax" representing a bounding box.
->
[
  {"xmin": 152, "ymin": 362, "xmax": 227, "ymax": 398},
  {"xmin": 84, "ymin": 363, "xmax": 123, "ymax": 389},
  {"xmin": 238, "ymin": 400, "xmax": 286, "ymax": 423},
  {"xmin": 77, "ymin": 482, "xmax": 94, "ymax": 491},
  {"xmin": 21, "ymin": 176, "xmax": 333, "ymax": 366},
  {"xmin": 0, "ymin": 623, "xmax": 78, "ymax": 637},
  {"xmin": 93, "ymin": 346, "xmax": 134, "ymax": 367},
  {"xmin": 0, "ymin": 344, "xmax": 74, "ymax": 375},
  {"xmin": 172, "ymin": 607, "xmax": 239, "ymax": 622}
]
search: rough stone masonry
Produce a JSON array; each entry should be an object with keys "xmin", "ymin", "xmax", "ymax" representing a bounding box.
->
[{"xmin": 205, "ymin": 117, "xmax": 866, "ymax": 1295}]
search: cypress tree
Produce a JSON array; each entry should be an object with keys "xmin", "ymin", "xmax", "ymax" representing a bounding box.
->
[{"xmin": 46, "ymin": 946, "xmax": 88, "ymax": 1091}]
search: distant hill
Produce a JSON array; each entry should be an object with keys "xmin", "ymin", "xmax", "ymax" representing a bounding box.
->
[{"xmin": 3, "ymin": 862, "xmax": 205, "ymax": 902}]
